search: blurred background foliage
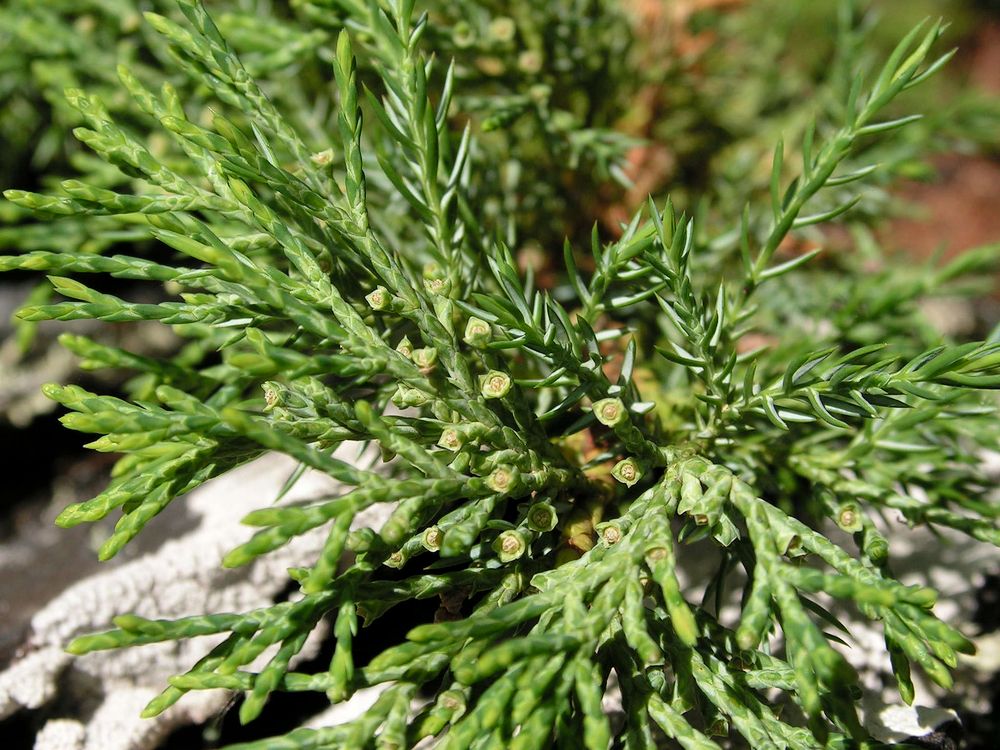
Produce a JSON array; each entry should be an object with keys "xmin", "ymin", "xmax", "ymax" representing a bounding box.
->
[{"xmin": 1, "ymin": 0, "xmax": 998, "ymax": 421}]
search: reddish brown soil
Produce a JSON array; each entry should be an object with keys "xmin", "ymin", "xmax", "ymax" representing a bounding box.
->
[
  {"xmin": 889, "ymin": 154, "xmax": 1000, "ymax": 264},
  {"xmin": 887, "ymin": 21, "xmax": 1000, "ymax": 294}
]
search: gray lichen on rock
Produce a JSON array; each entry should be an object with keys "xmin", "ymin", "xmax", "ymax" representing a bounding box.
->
[{"xmin": 0, "ymin": 449, "xmax": 389, "ymax": 750}]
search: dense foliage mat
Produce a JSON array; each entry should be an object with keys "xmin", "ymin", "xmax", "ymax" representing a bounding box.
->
[{"xmin": 2, "ymin": 1, "xmax": 999, "ymax": 748}]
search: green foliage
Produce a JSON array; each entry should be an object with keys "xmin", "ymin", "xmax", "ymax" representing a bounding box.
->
[{"xmin": 2, "ymin": 1, "xmax": 999, "ymax": 748}]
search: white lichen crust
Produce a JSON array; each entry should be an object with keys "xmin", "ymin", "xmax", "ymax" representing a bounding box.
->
[{"xmin": 0, "ymin": 450, "xmax": 387, "ymax": 750}]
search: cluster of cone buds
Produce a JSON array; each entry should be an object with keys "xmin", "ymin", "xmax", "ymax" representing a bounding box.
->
[{"xmin": 592, "ymin": 398, "xmax": 646, "ymax": 488}]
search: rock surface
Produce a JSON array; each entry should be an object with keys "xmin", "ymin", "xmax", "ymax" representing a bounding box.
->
[{"xmin": 0, "ymin": 450, "xmax": 384, "ymax": 750}]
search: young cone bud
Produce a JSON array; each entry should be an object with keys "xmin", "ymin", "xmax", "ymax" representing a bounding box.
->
[
  {"xmin": 392, "ymin": 385, "xmax": 431, "ymax": 407},
  {"xmin": 464, "ymin": 317, "xmax": 492, "ymax": 347},
  {"xmin": 526, "ymin": 502, "xmax": 558, "ymax": 532},
  {"xmin": 310, "ymin": 149, "xmax": 334, "ymax": 166},
  {"xmin": 365, "ymin": 286, "xmax": 390, "ymax": 310},
  {"xmin": 493, "ymin": 529, "xmax": 527, "ymax": 562},
  {"xmin": 412, "ymin": 347, "xmax": 438, "ymax": 373},
  {"xmin": 836, "ymin": 502, "xmax": 864, "ymax": 533},
  {"xmin": 611, "ymin": 457, "xmax": 642, "ymax": 487},
  {"xmin": 488, "ymin": 16, "xmax": 516, "ymax": 43},
  {"xmin": 480, "ymin": 370, "xmax": 512, "ymax": 399},
  {"xmin": 422, "ymin": 526, "xmax": 443, "ymax": 552},
  {"xmin": 452, "ymin": 20, "xmax": 475, "ymax": 48},
  {"xmin": 486, "ymin": 465, "xmax": 521, "ymax": 494},
  {"xmin": 597, "ymin": 521, "xmax": 623, "ymax": 546},
  {"xmin": 438, "ymin": 427, "xmax": 463, "ymax": 452},
  {"xmin": 383, "ymin": 550, "xmax": 407, "ymax": 569},
  {"xmin": 395, "ymin": 336, "xmax": 413, "ymax": 358},
  {"xmin": 262, "ymin": 381, "xmax": 282, "ymax": 411},
  {"xmin": 423, "ymin": 277, "xmax": 451, "ymax": 295},
  {"xmin": 593, "ymin": 397, "xmax": 627, "ymax": 427}
]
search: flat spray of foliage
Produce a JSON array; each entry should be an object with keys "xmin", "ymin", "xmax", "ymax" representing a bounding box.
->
[{"xmin": 2, "ymin": 1, "xmax": 999, "ymax": 748}]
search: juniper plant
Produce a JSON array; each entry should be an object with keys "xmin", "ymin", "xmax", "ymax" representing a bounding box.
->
[{"xmin": 2, "ymin": 1, "xmax": 999, "ymax": 748}]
